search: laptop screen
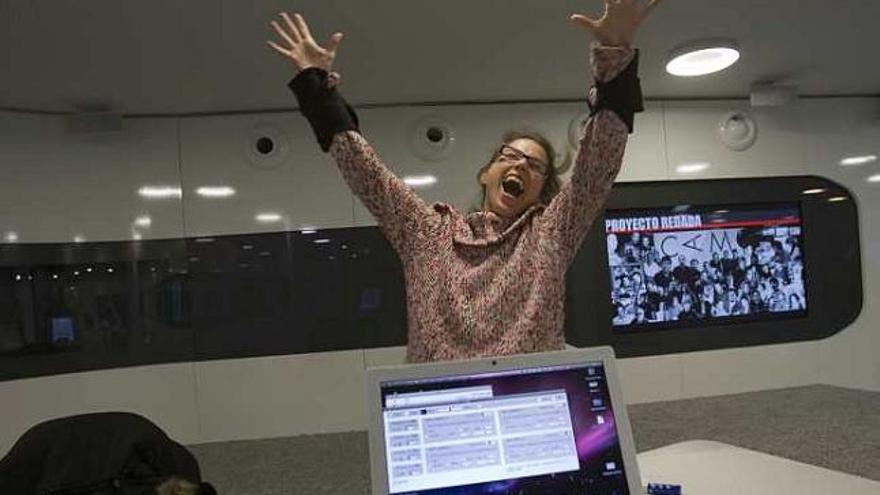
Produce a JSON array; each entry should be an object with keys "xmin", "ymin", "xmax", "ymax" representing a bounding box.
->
[{"xmin": 379, "ymin": 361, "xmax": 632, "ymax": 494}]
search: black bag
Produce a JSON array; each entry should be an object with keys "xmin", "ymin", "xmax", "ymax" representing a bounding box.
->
[{"xmin": 0, "ymin": 412, "xmax": 206, "ymax": 495}]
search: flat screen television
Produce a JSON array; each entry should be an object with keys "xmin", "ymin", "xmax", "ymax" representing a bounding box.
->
[{"xmin": 603, "ymin": 202, "xmax": 807, "ymax": 331}]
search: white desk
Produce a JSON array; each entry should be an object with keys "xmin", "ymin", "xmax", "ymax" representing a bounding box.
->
[{"xmin": 637, "ymin": 440, "xmax": 880, "ymax": 495}]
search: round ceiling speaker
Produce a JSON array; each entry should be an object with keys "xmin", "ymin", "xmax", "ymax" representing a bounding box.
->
[
  {"xmin": 407, "ymin": 116, "xmax": 456, "ymax": 162},
  {"xmin": 717, "ymin": 111, "xmax": 758, "ymax": 151},
  {"xmin": 242, "ymin": 123, "xmax": 291, "ymax": 169}
]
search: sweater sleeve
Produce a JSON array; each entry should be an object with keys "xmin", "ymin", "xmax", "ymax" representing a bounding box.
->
[
  {"xmin": 329, "ymin": 131, "xmax": 442, "ymax": 258},
  {"xmin": 537, "ymin": 45, "xmax": 637, "ymax": 267}
]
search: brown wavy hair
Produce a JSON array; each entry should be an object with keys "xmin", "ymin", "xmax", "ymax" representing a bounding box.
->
[{"xmin": 475, "ymin": 129, "xmax": 565, "ymax": 211}]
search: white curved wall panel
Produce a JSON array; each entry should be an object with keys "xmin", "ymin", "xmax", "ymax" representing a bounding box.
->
[
  {"xmin": 0, "ymin": 98, "xmax": 877, "ymax": 457},
  {"xmin": 0, "ymin": 113, "xmax": 184, "ymax": 243},
  {"xmin": 178, "ymin": 113, "xmax": 356, "ymax": 237}
]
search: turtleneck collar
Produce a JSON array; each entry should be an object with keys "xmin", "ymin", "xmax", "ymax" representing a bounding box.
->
[{"xmin": 453, "ymin": 205, "xmax": 544, "ymax": 247}]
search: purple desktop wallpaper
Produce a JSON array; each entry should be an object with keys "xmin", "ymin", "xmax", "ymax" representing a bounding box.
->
[{"xmin": 381, "ymin": 363, "xmax": 631, "ymax": 495}]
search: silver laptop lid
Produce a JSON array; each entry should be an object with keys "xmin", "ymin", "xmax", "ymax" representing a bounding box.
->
[{"xmin": 366, "ymin": 347, "xmax": 641, "ymax": 495}]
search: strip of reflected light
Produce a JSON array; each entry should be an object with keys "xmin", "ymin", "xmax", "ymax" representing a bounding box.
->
[
  {"xmin": 134, "ymin": 215, "xmax": 152, "ymax": 227},
  {"xmin": 196, "ymin": 186, "xmax": 237, "ymax": 198},
  {"xmin": 403, "ymin": 175, "xmax": 438, "ymax": 188},
  {"xmin": 675, "ymin": 162, "xmax": 710, "ymax": 174},
  {"xmin": 840, "ymin": 155, "xmax": 877, "ymax": 166},
  {"xmin": 256, "ymin": 212, "xmax": 283, "ymax": 223},
  {"xmin": 138, "ymin": 186, "xmax": 182, "ymax": 199},
  {"xmin": 801, "ymin": 188, "xmax": 826, "ymax": 195},
  {"xmin": 866, "ymin": 174, "xmax": 880, "ymax": 183},
  {"xmin": 313, "ymin": 238, "xmax": 331, "ymax": 244},
  {"xmin": 828, "ymin": 196, "xmax": 848, "ymax": 203}
]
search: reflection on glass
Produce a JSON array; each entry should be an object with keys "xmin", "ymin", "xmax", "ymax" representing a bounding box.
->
[
  {"xmin": 839, "ymin": 155, "xmax": 877, "ymax": 166},
  {"xmin": 0, "ymin": 227, "xmax": 408, "ymax": 380},
  {"xmin": 255, "ymin": 212, "xmax": 283, "ymax": 223},
  {"xmin": 402, "ymin": 175, "xmax": 438, "ymax": 188},
  {"xmin": 0, "ymin": 238, "xmax": 191, "ymax": 380},
  {"xmin": 196, "ymin": 186, "xmax": 236, "ymax": 198},
  {"xmin": 675, "ymin": 162, "xmax": 710, "ymax": 174},
  {"xmin": 138, "ymin": 186, "xmax": 182, "ymax": 199}
]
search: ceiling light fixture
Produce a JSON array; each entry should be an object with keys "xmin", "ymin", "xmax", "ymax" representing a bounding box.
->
[{"xmin": 666, "ymin": 39, "xmax": 740, "ymax": 77}]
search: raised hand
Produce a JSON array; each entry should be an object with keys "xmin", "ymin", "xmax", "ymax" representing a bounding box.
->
[
  {"xmin": 571, "ymin": 0, "xmax": 662, "ymax": 47},
  {"xmin": 267, "ymin": 12, "xmax": 343, "ymax": 73}
]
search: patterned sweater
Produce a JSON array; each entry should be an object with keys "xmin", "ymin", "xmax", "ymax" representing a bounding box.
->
[{"xmin": 329, "ymin": 45, "xmax": 634, "ymax": 363}]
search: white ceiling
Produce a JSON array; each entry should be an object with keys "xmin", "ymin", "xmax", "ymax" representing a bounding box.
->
[{"xmin": 0, "ymin": 0, "xmax": 877, "ymax": 115}]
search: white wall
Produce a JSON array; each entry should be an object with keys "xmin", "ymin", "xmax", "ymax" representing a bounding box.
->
[{"xmin": 0, "ymin": 97, "xmax": 877, "ymax": 453}]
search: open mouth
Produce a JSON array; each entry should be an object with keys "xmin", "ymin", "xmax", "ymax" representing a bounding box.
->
[{"xmin": 501, "ymin": 176, "xmax": 525, "ymax": 198}]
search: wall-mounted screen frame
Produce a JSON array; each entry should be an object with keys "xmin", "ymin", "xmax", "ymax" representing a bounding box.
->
[{"xmin": 565, "ymin": 175, "xmax": 862, "ymax": 357}]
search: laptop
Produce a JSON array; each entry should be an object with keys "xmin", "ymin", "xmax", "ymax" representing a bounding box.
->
[{"xmin": 366, "ymin": 347, "xmax": 642, "ymax": 495}]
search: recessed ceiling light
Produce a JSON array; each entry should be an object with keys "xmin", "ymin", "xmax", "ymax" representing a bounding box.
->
[
  {"xmin": 666, "ymin": 39, "xmax": 740, "ymax": 77},
  {"xmin": 4, "ymin": 231, "xmax": 18, "ymax": 242},
  {"xmin": 840, "ymin": 155, "xmax": 877, "ymax": 166},
  {"xmin": 196, "ymin": 186, "xmax": 237, "ymax": 198}
]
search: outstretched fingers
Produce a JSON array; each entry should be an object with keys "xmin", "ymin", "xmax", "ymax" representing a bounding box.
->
[
  {"xmin": 292, "ymin": 13, "xmax": 313, "ymax": 42},
  {"xmin": 270, "ymin": 20, "xmax": 295, "ymax": 48},
  {"xmin": 280, "ymin": 12, "xmax": 303, "ymax": 43},
  {"xmin": 570, "ymin": 14, "xmax": 599, "ymax": 33},
  {"xmin": 325, "ymin": 32, "xmax": 344, "ymax": 55},
  {"xmin": 266, "ymin": 40, "xmax": 291, "ymax": 57}
]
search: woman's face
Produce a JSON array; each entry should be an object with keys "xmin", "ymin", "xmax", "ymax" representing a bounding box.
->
[{"xmin": 480, "ymin": 138, "xmax": 548, "ymax": 218}]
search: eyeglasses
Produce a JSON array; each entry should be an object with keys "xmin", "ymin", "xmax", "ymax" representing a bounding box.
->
[{"xmin": 496, "ymin": 144, "xmax": 550, "ymax": 176}]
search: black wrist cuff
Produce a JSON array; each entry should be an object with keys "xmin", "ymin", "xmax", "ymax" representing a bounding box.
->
[
  {"xmin": 288, "ymin": 68, "xmax": 360, "ymax": 152},
  {"xmin": 588, "ymin": 50, "xmax": 644, "ymax": 133}
]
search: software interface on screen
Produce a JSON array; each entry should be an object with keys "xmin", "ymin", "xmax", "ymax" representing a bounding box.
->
[
  {"xmin": 380, "ymin": 362, "xmax": 630, "ymax": 495},
  {"xmin": 604, "ymin": 203, "xmax": 807, "ymax": 330}
]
